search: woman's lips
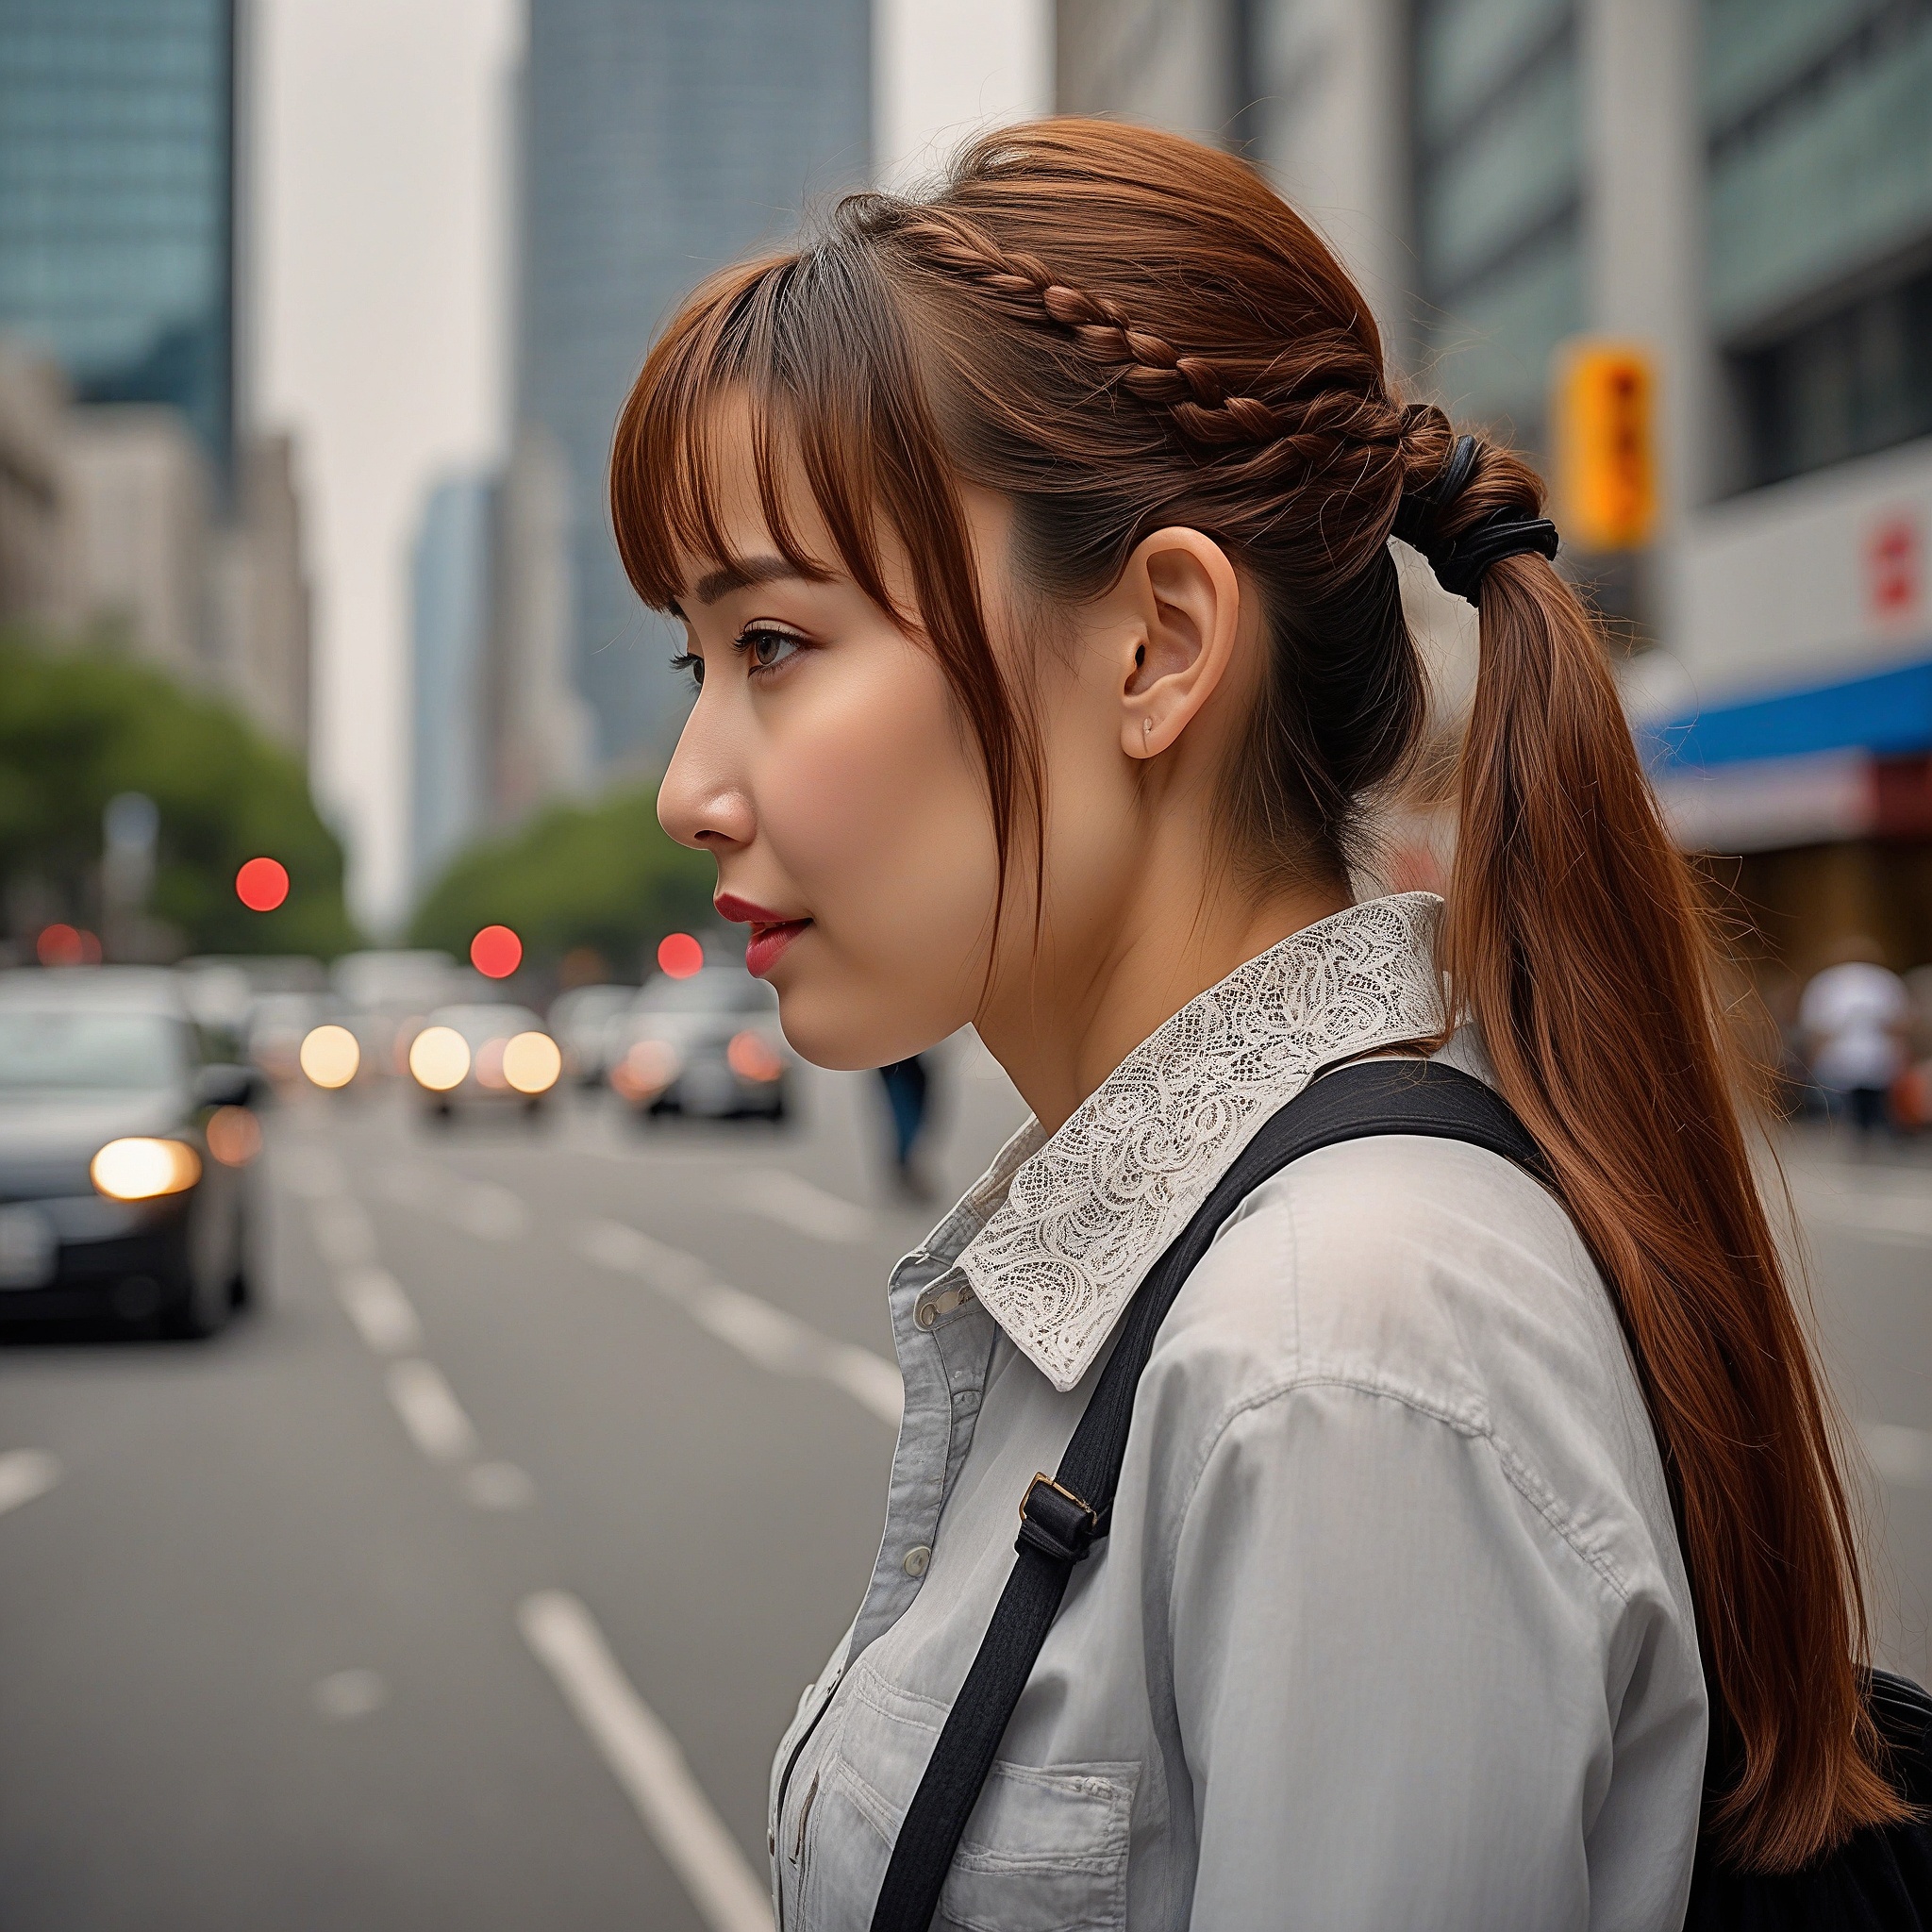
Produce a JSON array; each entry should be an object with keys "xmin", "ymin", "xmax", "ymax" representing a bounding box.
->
[
  {"xmin": 715, "ymin": 895, "xmax": 811, "ymax": 978},
  {"xmin": 743, "ymin": 920, "xmax": 808, "ymax": 978}
]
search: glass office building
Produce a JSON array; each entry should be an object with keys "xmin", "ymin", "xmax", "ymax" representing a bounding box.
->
[
  {"xmin": 1410, "ymin": 0, "xmax": 1585, "ymax": 456},
  {"xmin": 1705, "ymin": 0, "xmax": 1932, "ymax": 491},
  {"xmin": 0, "ymin": 0, "xmax": 238, "ymax": 476},
  {"xmin": 515, "ymin": 0, "xmax": 871, "ymax": 765}
]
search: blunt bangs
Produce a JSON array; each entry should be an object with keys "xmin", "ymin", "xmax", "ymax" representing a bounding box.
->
[{"xmin": 610, "ymin": 244, "xmax": 917, "ymax": 627}]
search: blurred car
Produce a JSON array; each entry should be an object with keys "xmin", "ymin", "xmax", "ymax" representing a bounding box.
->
[
  {"xmin": 549, "ymin": 984, "xmax": 635, "ymax": 1087},
  {"xmin": 608, "ymin": 968, "xmax": 791, "ymax": 1121},
  {"xmin": 407, "ymin": 1003, "xmax": 561, "ymax": 1121},
  {"xmin": 245, "ymin": 991, "xmax": 336, "ymax": 1087},
  {"xmin": 0, "ymin": 968, "xmax": 262, "ymax": 1335}
]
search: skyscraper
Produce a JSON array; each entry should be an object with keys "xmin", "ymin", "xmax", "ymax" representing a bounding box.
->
[
  {"xmin": 410, "ymin": 475, "xmax": 493, "ymax": 891},
  {"xmin": 513, "ymin": 0, "xmax": 871, "ymax": 765},
  {"xmin": 0, "ymin": 0, "xmax": 239, "ymax": 478}
]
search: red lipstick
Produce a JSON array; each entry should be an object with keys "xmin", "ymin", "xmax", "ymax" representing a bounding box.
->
[{"xmin": 715, "ymin": 894, "xmax": 811, "ymax": 979}]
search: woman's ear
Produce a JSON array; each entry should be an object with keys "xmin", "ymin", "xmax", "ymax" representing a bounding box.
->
[{"xmin": 1118, "ymin": 527, "xmax": 1243, "ymax": 759}]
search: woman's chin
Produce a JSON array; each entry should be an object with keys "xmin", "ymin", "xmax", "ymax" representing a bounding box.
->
[{"xmin": 772, "ymin": 982, "xmax": 952, "ymax": 1074}]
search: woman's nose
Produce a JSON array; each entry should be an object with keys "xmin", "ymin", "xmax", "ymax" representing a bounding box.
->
[{"xmin": 658, "ymin": 708, "xmax": 757, "ymax": 852}]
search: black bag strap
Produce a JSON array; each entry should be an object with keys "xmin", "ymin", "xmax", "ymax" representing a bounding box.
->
[{"xmin": 869, "ymin": 1058, "xmax": 1551, "ymax": 1931}]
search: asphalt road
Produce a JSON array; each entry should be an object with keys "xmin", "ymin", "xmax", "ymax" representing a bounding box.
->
[{"xmin": 2, "ymin": 1059, "xmax": 1930, "ymax": 1930}]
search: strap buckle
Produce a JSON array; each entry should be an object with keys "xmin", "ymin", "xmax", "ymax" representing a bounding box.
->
[{"xmin": 1016, "ymin": 1473, "xmax": 1104, "ymax": 1566}]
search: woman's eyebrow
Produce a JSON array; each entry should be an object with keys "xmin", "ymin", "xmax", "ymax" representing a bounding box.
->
[{"xmin": 692, "ymin": 555, "xmax": 802, "ymax": 605}]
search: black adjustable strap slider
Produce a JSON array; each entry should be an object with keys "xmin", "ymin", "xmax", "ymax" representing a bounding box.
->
[{"xmin": 1016, "ymin": 1474, "xmax": 1105, "ymax": 1565}]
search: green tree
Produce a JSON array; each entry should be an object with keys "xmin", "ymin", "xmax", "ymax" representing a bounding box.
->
[
  {"xmin": 0, "ymin": 629, "xmax": 358, "ymax": 958},
  {"xmin": 408, "ymin": 781, "xmax": 714, "ymax": 975}
]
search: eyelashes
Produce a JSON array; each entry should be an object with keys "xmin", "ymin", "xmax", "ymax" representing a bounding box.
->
[{"xmin": 670, "ymin": 626, "xmax": 806, "ymax": 692}]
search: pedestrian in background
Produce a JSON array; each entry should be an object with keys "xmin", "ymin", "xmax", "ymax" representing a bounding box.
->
[
  {"xmin": 874, "ymin": 1054, "xmax": 935, "ymax": 1200},
  {"xmin": 1801, "ymin": 939, "xmax": 1912, "ymax": 1141},
  {"xmin": 620, "ymin": 120, "xmax": 1925, "ymax": 1930}
]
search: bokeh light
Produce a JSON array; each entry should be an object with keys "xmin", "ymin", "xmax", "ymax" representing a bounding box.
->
[
  {"xmin": 657, "ymin": 932, "xmax": 704, "ymax": 978},
  {"xmin": 611, "ymin": 1038, "xmax": 680, "ymax": 1102},
  {"xmin": 408, "ymin": 1025, "xmax": 471, "ymax": 1091},
  {"xmin": 236, "ymin": 857, "xmax": 290, "ymax": 911},
  {"xmin": 503, "ymin": 1031, "xmax": 562, "ymax": 1095},
  {"xmin": 205, "ymin": 1107, "xmax": 263, "ymax": 1167},
  {"xmin": 299, "ymin": 1024, "xmax": 361, "ymax": 1090},
  {"xmin": 471, "ymin": 924, "xmax": 522, "ymax": 978},
  {"xmin": 726, "ymin": 1030, "xmax": 785, "ymax": 1083},
  {"xmin": 90, "ymin": 1137, "xmax": 202, "ymax": 1202},
  {"xmin": 35, "ymin": 923, "xmax": 100, "ymax": 967}
]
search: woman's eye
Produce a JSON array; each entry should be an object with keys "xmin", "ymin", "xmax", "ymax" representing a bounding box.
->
[
  {"xmin": 670, "ymin": 651, "xmax": 704, "ymax": 691},
  {"xmin": 741, "ymin": 626, "xmax": 803, "ymax": 673}
]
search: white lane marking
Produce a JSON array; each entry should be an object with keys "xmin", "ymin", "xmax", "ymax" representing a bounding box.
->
[
  {"xmin": 519, "ymin": 1591, "xmax": 774, "ymax": 1932},
  {"xmin": 736, "ymin": 1169, "xmax": 877, "ymax": 1243},
  {"xmin": 1791, "ymin": 1176, "xmax": 1932, "ymax": 1247},
  {"xmin": 0, "ymin": 1449, "xmax": 60, "ymax": 1517},
  {"xmin": 465, "ymin": 1460, "xmax": 536, "ymax": 1510},
  {"xmin": 378, "ymin": 1161, "xmax": 530, "ymax": 1242},
  {"xmin": 386, "ymin": 1359, "xmax": 480, "ymax": 1464},
  {"xmin": 460, "ymin": 1181, "xmax": 529, "ymax": 1241},
  {"xmin": 575, "ymin": 1218, "xmax": 903, "ymax": 1427},
  {"xmin": 277, "ymin": 1146, "xmax": 348, "ymax": 1200},
  {"xmin": 310, "ymin": 1197, "xmax": 376, "ymax": 1268},
  {"xmin": 312, "ymin": 1668, "xmax": 388, "ymax": 1721},
  {"xmin": 1862, "ymin": 1421, "xmax": 1932, "ymax": 1487},
  {"xmin": 335, "ymin": 1265, "xmax": 423, "ymax": 1355}
]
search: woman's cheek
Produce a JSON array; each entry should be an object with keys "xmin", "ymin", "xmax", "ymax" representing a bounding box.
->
[{"xmin": 763, "ymin": 658, "xmax": 995, "ymax": 1016}]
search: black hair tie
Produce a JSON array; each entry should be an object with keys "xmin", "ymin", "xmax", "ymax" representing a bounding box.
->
[{"xmin": 1392, "ymin": 432, "xmax": 1560, "ymax": 606}]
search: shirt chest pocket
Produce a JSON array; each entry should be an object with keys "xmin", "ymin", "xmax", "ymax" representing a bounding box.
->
[{"xmin": 799, "ymin": 1747, "xmax": 1135, "ymax": 1932}]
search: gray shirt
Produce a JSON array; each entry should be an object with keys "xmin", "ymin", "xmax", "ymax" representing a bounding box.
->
[{"xmin": 769, "ymin": 893, "xmax": 1707, "ymax": 1930}]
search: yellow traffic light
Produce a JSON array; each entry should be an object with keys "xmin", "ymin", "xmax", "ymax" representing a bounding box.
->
[{"xmin": 1551, "ymin": 339, "xmax": 1657, "ymax": 551}]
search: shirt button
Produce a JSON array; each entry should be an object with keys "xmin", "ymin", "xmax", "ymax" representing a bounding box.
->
[
  {"xmin": 903, "ymin": 1543, "xmax": 932, "ymax": 1577},
  {"xmin": 914, "ymin": 1300, "xmax": 938, "ymax": 1330}
]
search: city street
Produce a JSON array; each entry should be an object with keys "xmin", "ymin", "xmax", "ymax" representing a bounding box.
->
[{"xmin": 3, "ymin": 1058, "xmax": 1931, "ymax": 1930}]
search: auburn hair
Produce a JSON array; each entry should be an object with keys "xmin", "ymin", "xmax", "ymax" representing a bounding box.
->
[{"xmin": 610, "ymin": 118, "xmax": 1900, "ymax": 1871}]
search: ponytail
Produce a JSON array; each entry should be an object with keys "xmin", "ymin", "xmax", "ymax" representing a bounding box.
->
[{"xmin": 1441, "ymin": 539, "xmax": 1905, "ymax": 1870}]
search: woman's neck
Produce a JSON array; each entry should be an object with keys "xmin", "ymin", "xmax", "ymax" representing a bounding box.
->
[{"xmin": 975, "ymin": 872, "xmax": 1352, "ymax": 1136}]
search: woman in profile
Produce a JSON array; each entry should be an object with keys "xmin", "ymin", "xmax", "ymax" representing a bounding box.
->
[{"xmin": 612, "ymin": 120, "xmax": 1902, "ymax": 1929}]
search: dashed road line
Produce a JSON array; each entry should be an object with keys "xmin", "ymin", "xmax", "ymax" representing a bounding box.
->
[
  {"xmin": 519, "ymin": 1591, "xmax": 774, "ymax": 1932},
  {"xmin": 387, "ymin": 1359, "xmax": 481, "ymax": 1464},
  {"xmin": 335, "ymin": 1265, "xmax": 424, "ymax": 1354},
  {"xmin": 376, "ymin": 1162, "xmax": 531, "ymax": 1242},
  {"xmin": 0, "ymin": 1449, "xmax": 60, "ymax": 1518},
  {"xmin": 1862, "ymin": 1421, "xmax": 1932, "ymax": 1487},
  {"xmin": 310, "ymin": 1197, "xmax": 377, "ymax": 1268},
  {"xmin": 575, "ymin": 1218, "xmax": 903, "ymax": 1427},
  {"xmin": 735, "ymin": 1169, "xmax": 877, "ymax": 1243},
  {"xmin": 1791, "ymin": 1175, "xmax": 1932, "ymax": 1248}
]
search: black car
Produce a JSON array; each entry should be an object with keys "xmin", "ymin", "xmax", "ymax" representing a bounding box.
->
[{"xmin": 0, "ymin": 968, "xmax": 262, "ymax": 1335}]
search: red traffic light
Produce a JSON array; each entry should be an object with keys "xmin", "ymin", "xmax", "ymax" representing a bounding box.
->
[
  {"xmin": 471, "ymin": 924, "xmax": 523, "ymax": 979},
  {"xmin": 36, "ymin": 923, "xmax": 101, "ymax": 967},
  {"xmin": 236, "ymin": 858, "xmax": 290, "ymax": 911},
  {"xmin": 657, "ymin": 932, "xmax": 704, "ymax": 978}
]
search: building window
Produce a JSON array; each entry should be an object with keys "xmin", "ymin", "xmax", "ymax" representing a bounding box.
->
[
  {"xmin": 1732, "ymin": 260, "xmax": 1932, "ymax": 488},
  {"xmin": 1703, "ymin": 0, "xmax": 1932, "ymax": 339},
  {"xmin": 1411, "ymin": 0, "xmax": 1584, "ymax": 453}
]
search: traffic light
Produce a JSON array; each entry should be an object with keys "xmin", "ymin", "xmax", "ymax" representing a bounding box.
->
[{"xmin": 1550, "ymin": 339, "xmax": 1657, "ymax": 551}]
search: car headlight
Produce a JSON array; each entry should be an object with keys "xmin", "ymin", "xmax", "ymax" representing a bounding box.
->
[
  {"xmin": 300, "ymin": 1024, "xmax": 360, "ymax": 1089},
  {"xmin": 91, "ymin": 1137, "xmax": 202, "ymax": 1202},
  {"xmin": 503, "ymin": 1031, "xmax": 561, "ymax": 1094},
  {"xmin": 408, "ymin": 1025, "xmax": 471, "ymax": 1091}
]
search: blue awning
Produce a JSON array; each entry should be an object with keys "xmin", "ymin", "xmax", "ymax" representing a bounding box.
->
[{"xmin": 1642, "ymin": 654, "xmax": 1932, "ymax": 771}]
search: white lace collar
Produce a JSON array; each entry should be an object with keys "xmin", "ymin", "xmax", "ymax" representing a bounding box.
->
[{"xmin": 953, "ymin": 892, "xmax": 1446, "ymax": 1391}]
